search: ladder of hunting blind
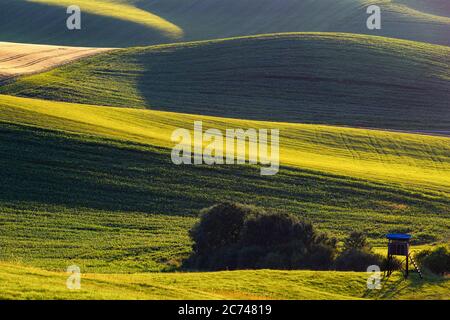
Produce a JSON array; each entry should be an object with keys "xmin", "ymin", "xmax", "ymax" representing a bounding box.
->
[{"xmin": 409, "ymin": 253, "xmax": 423, "ymax": 279}]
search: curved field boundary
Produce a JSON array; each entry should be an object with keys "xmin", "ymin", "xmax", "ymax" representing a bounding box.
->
[
  {"xmin": 0, "ymin": 42, "xmax": 112, "ymax": 81},
  {"xmin": 0, "ymin": 94, "xmax": 448, "ymax": 196}
]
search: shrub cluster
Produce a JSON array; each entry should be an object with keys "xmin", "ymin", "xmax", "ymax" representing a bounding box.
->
[
  {"xmin": 184, "ymin": 203, "xmax": 383, "ymax": 271},
  {"xmin": 334, "ymin": 231, "xmax": 384, "ymax": 271},
  {"xmin": 184, "ymin": 203, "xmax": 337, "ymax": 270},
  {"xmin": 415, "ymin": 246, "xmax": 450, "ymax": 275}
]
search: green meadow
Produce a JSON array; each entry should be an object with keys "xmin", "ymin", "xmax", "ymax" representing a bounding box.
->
[
  {"xmin": 3, "ymin": 33, "xmax": 449, "ymax": 130},
  {"xmin": 1, "ymin": 262, "xmax": 448, "ymax": 300},
  {"xmin": 0, "ymin": 94, "xmax": 448, "ymax": 277},
  {"xmin": 0, "ymin": 2, "xmax": 449, "ymax": 299}
]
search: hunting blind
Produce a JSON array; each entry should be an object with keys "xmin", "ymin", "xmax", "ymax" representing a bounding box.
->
[{"xmin": 386, "ymin": 234, "xmax": 422, "ymax": 279}]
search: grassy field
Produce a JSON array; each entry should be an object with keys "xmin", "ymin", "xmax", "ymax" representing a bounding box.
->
[
  {"xmin": 3, "ymin": 33, "xmax": 449, "ymax": 131},
  {"xmin": 0, "ymin": 0, "xmax": 449, "ymax": 47},
  {"xmin": 0, "ymin": 262, "xmax": 448, "ymax": 300},
  {"xmin": 0, "ymin": 4, "xmax": 449, "ymax": 299},
  {"xmin": 0, "ymin": 94, "xmax": 448, "ymax": 274},
  {"xmin": 1, "ymin": 94, "xmax": 449, "ymax": 195}
]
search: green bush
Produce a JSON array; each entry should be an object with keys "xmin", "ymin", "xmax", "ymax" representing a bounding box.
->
[
  {"xmin": 335, "ymin": 232, "xmax": 383, "ymax": 271},
  {"xmin": 334, "ymin": 249, "xmax": 384, "ymax": 271},
  {"xmin": 415, "ymin": 246, "xmax": 450, "ymax": 275},
  {"xmin": 189, "ymin": 202, "xmax": 254, "ymax": 253},
  {"xmin": 186, "ymin": 203, "xmax": 404, "ymax": 272},
  {"xmin": 184, "ymin": 203, "xmax": 337, "ymax": 271},
  {"xmin": 185, "ymin": 202, "xmax": 256, "ymax": 270}
]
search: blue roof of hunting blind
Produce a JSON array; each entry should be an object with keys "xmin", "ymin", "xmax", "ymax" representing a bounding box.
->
[{"xmin": 386, "ymin": 233, "xmax": 412, "ymax": 240}]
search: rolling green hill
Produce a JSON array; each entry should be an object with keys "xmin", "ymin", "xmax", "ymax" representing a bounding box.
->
[
  {"xmin": 0, "ymin": 0, "xmax": 182, "ymax": 47},
  {"xmin": 3, "ymin": 33, "xmax": 449, "ymax": 131},
  {"xmin": 0, "ymin": 0, "xmax": 449, "ymax": 47},
  {"xmin": 1, "ymin": 262, "xmax": 448, "ymax": 299},
  {"xmin": 1, "ymin": 1, "xmax": 449, "ymax": 301},
  {"xmin": 0, "ymin": 94, "xmax": 448, "ymax": 273},
  {"xmin": 1, "ymin": 94, "xmax": 449, "ymax": 194},
  {"xmin": 144, "ymin": 0, "xmax": 450, "ymax": 45},
  {"xmin": 395, "ymin": 0, "xmax": 450, "ymax": 17}
]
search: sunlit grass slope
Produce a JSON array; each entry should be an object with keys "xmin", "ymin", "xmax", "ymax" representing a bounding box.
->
[
  {"xmin": 0, "ymin": 121, "xmax": 448, "ymax": 272},
  {"xmin": 0, "ymin": 119, "xmax": 448, "ymax": 298},
  {"xmin": 1, "ymin": 262, "xmax": 448, "ymax": 300},
  {"xmin": 29, "ymin": 0, "xmax": 183, "ymax": 38},
  {"xmin": 3, "ymin": 33, "xmax": 449, "ymax": 131},
  {"xmin": 0, "ymin": 94, "xmax": 448, "ymax": 273},
  {"xmin": 1, "ymin": 94, "xmax": 449, "ymax": 195},
  {"xmin": 394, "ymin": 0, "xmax": 450, "ymax": 18},
  {"xmin": 0, "ymin": 0, "xmax": 182, "ymax": 47}
]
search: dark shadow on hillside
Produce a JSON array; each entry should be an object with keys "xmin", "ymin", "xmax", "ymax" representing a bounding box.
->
[
  {"xmin": 133, "ymin": 35, "xmax": 450, "ymax": 131},
  {"xmin": 137, "ymin": 0, "xmax": 450, "ymax": 45},
  {"xmin": 0, "ymin": 0, "xmax": 171, "ymax": 47}
]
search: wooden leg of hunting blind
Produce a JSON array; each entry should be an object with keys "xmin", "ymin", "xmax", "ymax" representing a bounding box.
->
[
  {"xmin": 386, "ymin": 255, "xmax": 390, "ymax": 276},
  {"xmin": 405, "ymin": 255, "xmax": 409, "ymax": 278},
  {"xmin": 387, "ymin": 254, "xmax": 393, "ymax": 276}
]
